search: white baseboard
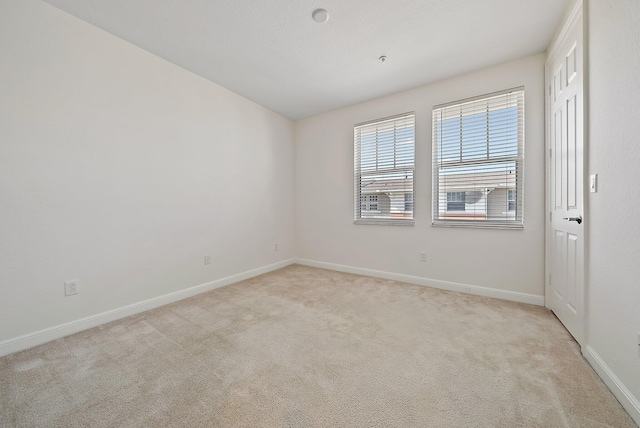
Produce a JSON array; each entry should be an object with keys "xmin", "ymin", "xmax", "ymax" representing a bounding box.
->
[
  {"xmin": 5, "ymin": 258, "xmax": 635, "ymax": 425},
  {"xmin": 0, "ymin": 258, "xmax": 544, "ymax": 357},
  {"xmin": 583, "ymin": 345, "xmax": 640, "ymax": 425},
  {"xmin": 0, "ymin": 259, "xmax": 295, "ymax": 358},
  {"xmin": 294, "ymin": 258, "xmax": 545, "ymax": 306}
]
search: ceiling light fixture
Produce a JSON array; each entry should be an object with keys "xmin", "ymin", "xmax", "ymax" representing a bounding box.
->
[
  {"xmin": 379, "ymin": 55, "xmax": 388, "ymax": 63},
  {"xmin": 312, "ymin": 8, "xmax": 329, "ymax": 23}
]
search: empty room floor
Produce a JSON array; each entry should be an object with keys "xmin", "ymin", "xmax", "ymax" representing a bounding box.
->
[{"xmin": 0, "ymin": 265, "xmax": 635, "ymax": 427}]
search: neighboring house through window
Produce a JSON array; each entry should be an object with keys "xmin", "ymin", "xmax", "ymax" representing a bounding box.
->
[
  {"xmin": 507, "ymin": 189, "xmax": 516, "ymax": 212},
  {"xmin": 360, "ymin": 195, "xmax": 379, "ymax": 212},
  {"xmin": 432, "ymin": 87, "xmax": 524, "ymax": 228},
  {"xmin": 447, "ymin": 192, "xmax": 466, "ymax": 212},
  {"xmin": 354, "ymin": 112, "xmax": 415, "ymax": 225},
  {"xmin": 404, "ymin": 193, "xmax": 414, "ymax": 212}
]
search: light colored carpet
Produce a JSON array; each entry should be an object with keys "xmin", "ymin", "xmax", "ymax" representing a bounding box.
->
[{"xmin": 0, "ymin": 264, "xmax": 635, "ymax": 427}]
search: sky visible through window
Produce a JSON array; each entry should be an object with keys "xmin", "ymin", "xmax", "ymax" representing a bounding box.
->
[
  {"xmin": 437, "ymin": 106, "xmax": 519, "ymax": 176},
  {"xmin": 432, "ymin": 88, "xmax": 524, "ymax": 226},
  {"xmin": 358, "ymin": 107, "xmax": 517, "ymax": 179},
  {"xmin": 360, "ymin": 126, "xmax": 414, "ymax": 172},
  {"xmin": 359, "ymin": 125, "xmax": 414, "ymax": 183}
]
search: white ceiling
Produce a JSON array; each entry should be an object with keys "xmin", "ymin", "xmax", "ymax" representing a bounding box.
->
[{"xmin": 42, "ymin": 0, "xmax": 569, "ymax": 120}]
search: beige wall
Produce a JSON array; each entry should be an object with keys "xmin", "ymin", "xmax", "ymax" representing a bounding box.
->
[
  {"xmin": 585, "ymin": 0, "xmax": 640, "ymax": 416},
  {"xmin": 295, "ymin": 54, "xmax": 546, "ymax": 298},
  {"xmin": 0, "ymin": 0, "xmax": 295, "ymax": 344}
]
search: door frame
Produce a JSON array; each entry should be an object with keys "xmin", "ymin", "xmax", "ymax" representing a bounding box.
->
[{"xmin": 544, "ymin": 0, "xmax": 587, "ymax": 345}]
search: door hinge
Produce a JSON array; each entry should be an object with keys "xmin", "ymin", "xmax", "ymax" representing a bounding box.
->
[
  {"xmin": 548, "ymin": 85, "xmax": 552, "ymax": 96},
  {"xmin": 549, "ymin": 212, "xmax": 552, "ymax": 222},
  {"xmin": 549, "ymin": 274, "xmax": 552, "ymax": 285},
  {"xmin": 549, "ymin": 148, "xmax": 552, "ymax": 159}
]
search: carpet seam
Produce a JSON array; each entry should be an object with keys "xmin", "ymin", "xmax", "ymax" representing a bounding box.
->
[{"xmin": 140, "ymin": 320, "xmax": 223, "ymax": 382}]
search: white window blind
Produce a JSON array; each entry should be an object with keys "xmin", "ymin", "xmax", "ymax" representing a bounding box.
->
[
  {"xmin": 354, "ymin": 112, "xmax": 415, "ymax": 225},
  {"xmin": 432, "ymin": 87, "xmax": 524, "ymax": 228}
]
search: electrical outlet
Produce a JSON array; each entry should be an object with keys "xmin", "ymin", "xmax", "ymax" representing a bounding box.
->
[
  {"xmin": 204, "ymin": 255, "xmax": 211, "ymax": 265},
  {"xmin": 419, "ymin": 252, "xmax": 427, "ymax": 262},
  {"xmin": 274, "ymin": 243, "xmax": 279, "ymax": 251},
  {"xmin": 64, "ymin": 280, "xmax": 78, "ymax": 296}
]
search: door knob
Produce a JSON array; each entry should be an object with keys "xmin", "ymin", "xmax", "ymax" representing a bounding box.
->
[{"xmin": 562, "ymin": 215, "xmax": 582, "ymax": 224}]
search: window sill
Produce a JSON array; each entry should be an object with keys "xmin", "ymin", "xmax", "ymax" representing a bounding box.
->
[
  {"xmin": 355, "ymin": 219, "xmax": 415, "ymax": 226},
  {"xmin": 432, "ymin": 220, "xmax": 523, "ymax": 230}
]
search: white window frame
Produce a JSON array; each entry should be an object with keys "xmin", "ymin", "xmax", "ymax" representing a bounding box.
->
[
  {"xmin": 354, "ymin": 112, "xmax": 415, "ymax": 226},
  {"xmin": 432, "ymin": 87, "xmax": 525, "ymax": 229}
]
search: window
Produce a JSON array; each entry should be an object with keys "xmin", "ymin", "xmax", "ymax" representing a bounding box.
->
[
  {"xmin": 368, "ymin": 195, "xmax": 378, "ymax": 211},
  {"xmin": 354, "ymin": 112, "xmax": 415, "ymax": 225},
  {"xmin": 432, "ymin": 87, "xmax": 524, "ymax": 228},
  {"xmin": 404, "ymin": 193, "xmax": 414, "ymax": 212},
  {"xmin": 360, "ymin": 195, "xmax": 380, "ymax": 212},
  {"xmin": 447, "ymin": 192, "xmax": 466, "ymax": 212},
  {"xmin": 507, "ymin": 189, "xmax": 516, "ymax": 212}
]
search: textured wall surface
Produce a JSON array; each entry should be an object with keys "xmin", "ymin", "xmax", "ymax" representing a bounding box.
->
[{"xmin": 0, "ymin": 0, "xmax": 295, "ymax": 342}]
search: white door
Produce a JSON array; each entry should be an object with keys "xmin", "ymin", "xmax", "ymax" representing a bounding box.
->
[{"xmin": 546, "ymin": 5, "xmax": 584, "ymax": 344}]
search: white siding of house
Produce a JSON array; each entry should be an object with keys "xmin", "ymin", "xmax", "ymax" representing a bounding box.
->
[{"xmin": 487, "ymin": 188, "xmax": 516, "ymax": 220}]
